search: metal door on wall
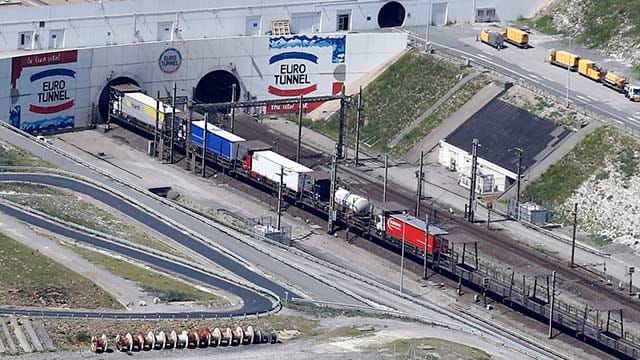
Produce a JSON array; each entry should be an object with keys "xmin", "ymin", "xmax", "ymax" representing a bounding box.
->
[
  {"xmin": 291, "ymin": 12, "xmax": 321, "ymax": 34},
  {"xmin": 246, "ymin": 16, "xmax": 261, "ymax": 35},
  {"xmin": 157, "ymin": 22, "xmax": 172, "ymax": 41},
  {"xmin": 431, "ymin": 2, "xmax": 448, "ymax": 25},
  {"xmin": 48, "ymin": 29, "xmax": 64, "ymax": 49}
]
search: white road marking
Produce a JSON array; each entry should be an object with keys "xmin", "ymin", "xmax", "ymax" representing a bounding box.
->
[
  {"xmin": 576, "ymin": 94, "xmax": 589, "ymax": 101},
  {"xmin": 521, "ymin": 66, "xmax": 534, "ymax": 73},
  {"xmin": 481, "ymin": 50, "xmax": 493, "ymax": 56},
  {"xmin": 528, "ymin": 73, "xmax": 541, "ymax": 80},
  {"xmin": 431, "ymin": 41, "xmax": 631, "ymax": 124},
  {"xmin": 475, "ymin": 53, "xmax": 490, "ymax": 60},
  {"xmin": 587, "ymin": 96, "xmax": 598, "ymax": 102}
]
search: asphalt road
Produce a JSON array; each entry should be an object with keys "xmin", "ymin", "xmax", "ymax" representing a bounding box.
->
[
  {"xmin": 0, "ymin": 172, "xmax": 295, "ymax": 300},
  {"xmin": 403, "ymin": 25, "xmax": 640, "ymax": 133},
  {"xmin": 0, "ymin": 201, "xmax": 273, "ymax": 319},
  {"xmin": 0, "ymin": 125, "xmax": 356, "ymax": 305}
]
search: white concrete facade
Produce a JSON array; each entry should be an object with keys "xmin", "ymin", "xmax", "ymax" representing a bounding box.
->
[
  {"xmin": 0, "ymin": 0, "xmax": 544, "ymax": 53},
  {"xmin": 438, "ymin": 140, "xmax": 517, "ymax": 194},
  {"xmin": 0, "ymin": 32, "xmax": 407, "ymax": 133}
]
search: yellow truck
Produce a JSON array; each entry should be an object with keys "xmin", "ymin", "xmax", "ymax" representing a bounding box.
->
[
  {"xmin": 577, "ymin": 59, "xmax": 603, "ymax": 81},
  {"xmin": 603, "ymin": 71, "xmax": 629, "ymax": 93},
  {"xmin": 503, "ymin": 27, "xmax": 529, "ymax": 48},
  {"xmin": 479, "ymin": 29, "xmax": 504, "ymax": 49},
  {"xmin": 547, "ymin": 50, "xmax": 579, "ymax": 71}
]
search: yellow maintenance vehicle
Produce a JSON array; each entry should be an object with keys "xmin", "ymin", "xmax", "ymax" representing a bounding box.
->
[
  {"xmin": 577, "ymin": 59, "xmax": 603, "ymax": 81},
  {"xmin": 603, "ymin": 71, "xmax": 629, "ymax": 93},
  {"xmin": 547, "ymin": 50, "xmax": 579, "ymax": 71},
  {"xmin": 479, "ymin": 29, "xmax": 504, "ymax": 49},
  {"xmin": 503, "ymin": 27, "xmax": 529, "ymax": 48}
]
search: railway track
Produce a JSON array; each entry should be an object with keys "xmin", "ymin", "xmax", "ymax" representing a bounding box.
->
[
  {"xmin": 340, "ymin": 162, "xmax": 640, "ymax": 321},
  {"xmin": 232, "ymin": 113, "xmax": 640, "ymax": 324}
]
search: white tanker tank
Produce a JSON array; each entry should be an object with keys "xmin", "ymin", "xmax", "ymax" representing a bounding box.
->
[{"xmin": 334, "ymin": 188, "xmax": 370, "ymax": 216}]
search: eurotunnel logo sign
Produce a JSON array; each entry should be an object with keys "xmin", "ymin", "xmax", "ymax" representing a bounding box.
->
[
  {"xmin": 159, "ymin": 48, "xmax": 182, "ymax": 74},
  {"xmin": 9, "ymin": 49, "xmax": 78, "ymax": 133},
  {"xmin": 267, "ymin": 35, "xmax": 346, "ymax": 114},
  {"xmin": 269, "ymin": 52, "xmax": 318, "ymax": 97}
]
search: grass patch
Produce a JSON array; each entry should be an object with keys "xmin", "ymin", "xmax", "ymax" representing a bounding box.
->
[
  {"xmin": 526, "ymin": 127, "xmax": 640, "ymax": 205},
  {"xmin": 0, "ymin": 140, "xmax": 51, "ymax": 167},
  {"xmin": 634, "ymin": 65, "xmax": 640, "ymax": 80},
  {"xmin": 0, "ymin": 182, "xmax": 175, "ymax": 254},
  {"xmin": 308, "ymin": 51, "xmax": 468, "ymax": 153},
  {"xmin": 590, "ymin": 234, "xmax": 612, "ymax": 248},
  {"xmin": 72, "ymin": 247, "xmax": 221, "ymax": 303},
  {"xmin": 0, "ymin": 231, "xmax": 121, "ymax": 309},
  {"xmin": 543, "ymin": 0, "xmax": 640, "ymax": 48},
  {"xmin": 391, "ymin": 75, "xmax": 489, "ymax": 157},
  {"xmin": 376, "ymin": 337, "xmax": 491, "ymax": 360},
  {"xmin": 532, "ymin": 14, "xmax": 560, "ymax": 35}
]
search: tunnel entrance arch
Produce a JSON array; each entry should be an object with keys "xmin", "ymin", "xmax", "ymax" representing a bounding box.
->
[
  {"xmin": 377, "ymin": 1, "xmax": 406, "ymax": 28},
  {"xmin": 98, "ymin": 76, "xmax": 140, "ymax": 123},
  {"xmin": 194, "ymin": 70, "xmax": 241, "ymax": 104}
]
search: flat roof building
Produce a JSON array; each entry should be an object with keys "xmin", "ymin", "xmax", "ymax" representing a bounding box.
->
[{"xmin": 439, "ymin": 99, "xmax": 571, "ymax": 194}]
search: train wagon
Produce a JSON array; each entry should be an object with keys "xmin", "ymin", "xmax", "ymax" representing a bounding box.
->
[
  {"xmin": 603, "ymin": 72, "xmax": 629, "ymax": 94},
  {"xmin": 384, "ymin": 213, "xmax": 448, "ymax": 255},
  {"xmin": 190, "ymin": 121, "xmax": 246, "ymax": 161},
  {"xmin": 480, "ymin": 29, "xmax": 504, "ymax": 49},
  {"xmin": 577, "ymin": 59, "xmax": 603, "ymax": 82},
  {"xmin": 119, "ymin": 92, "xmax": 180, "ymax": 127},
  {"xmin": 547, "ymin": 50, "xmax": 579, "ymax": 71},
  {"xmin": 504, "ymin": 27, "xmax": 529, "ymax": 48},
  {"xmin": 249, "ymin": 150, "xmax": 312, "ymax": 193}
]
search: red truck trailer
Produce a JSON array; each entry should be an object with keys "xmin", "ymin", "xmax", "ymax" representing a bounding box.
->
[{"xmin": 384, "ymin": 213, "xmax": 448, "ymax": 255}]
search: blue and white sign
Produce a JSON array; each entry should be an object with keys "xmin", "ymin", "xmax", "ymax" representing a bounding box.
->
[{"xmin": 159, "ymin": 48, "xmax": 182, "ymax": 74}]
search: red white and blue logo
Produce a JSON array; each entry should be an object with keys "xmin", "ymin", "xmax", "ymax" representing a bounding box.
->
[
  {"xmin": 29, "ymin": 68, "xmax": 76, "ymax": 114},
  {"xmin": 268, "ymin": 51, "xmax": 318, "ymax": 97}
]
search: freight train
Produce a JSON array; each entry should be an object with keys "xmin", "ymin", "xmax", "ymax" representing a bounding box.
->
[
  {"xmin": 547, "ymin": 49, "xmax": 640, "ymax": 101},
  {"xmin": 108, "ymin": 86, "xmax": 449, "ymax": 258}
]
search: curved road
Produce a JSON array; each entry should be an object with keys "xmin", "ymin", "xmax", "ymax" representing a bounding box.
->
[
  {"xmin": 0, "ymin": 173, "xmax": 301, "ymax": 318},
  {"xmin": 0, "ymin": 201, "xmax": 273, "ymax": 319}
]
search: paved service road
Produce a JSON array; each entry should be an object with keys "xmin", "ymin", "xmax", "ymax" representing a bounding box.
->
[
  {"xmin": 0, "ymin": 172, "xmax": 295, "ymax": 301},
  {"xmin": 0, "ymin": 125, "xmax": 356, "ymax": 305},
  {"xmin": 0, "ymin": 202, "xmax": 274, "ymax": 318},
  {"xmin": 402, "ymin": 26, "xmax": 640, "ymax": 133}
]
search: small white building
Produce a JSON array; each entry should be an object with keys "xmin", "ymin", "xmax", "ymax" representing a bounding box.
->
[{"xmin": 438, "ymin": 99, "xmax": 571, "ymax": 195}]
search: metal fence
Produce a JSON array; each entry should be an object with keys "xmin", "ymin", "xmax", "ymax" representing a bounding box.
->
[{"xmin": 215, "ymin": 209, "xmax": 292, "ymax": 246}]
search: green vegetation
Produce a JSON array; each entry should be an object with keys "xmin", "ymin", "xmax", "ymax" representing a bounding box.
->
[
  {"xmin": 0, "ymin": 182, "xmax": 175, "ymax": 253},
  {"xmin": 376, "ymin": 338, "xmax": 491, "ymax": 360},
  {"xmin": 391, "ymin": 75, "xmax": 489, "ymax": 157},
  {"xmin": 532, "ymin": 0, "xmax": 640, "ymax": 47},
  {"xmin": 526, "ymin": 127, "xmax": 640, "ymax": 205},
  {"xmin": 518, "ymin": 14, "xmax": 559, "ymax": 35},
  {"xmin": 73, "ymin": 247, "xmax": 222, "ymax": 303},
  {"xmin": 0, "ymin": 232, "xmax": 121, "ymax": 309},
  {"xmin": 0, "ymin": 140, "xmax": 51, "ymax": 167},
  {"xmin": 307, "ymin": 51, "xmax": 469, "ymax": 153},
  {"xmin": 634, "ymin": 64, "xmax": 640, "ymax": 79}
]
